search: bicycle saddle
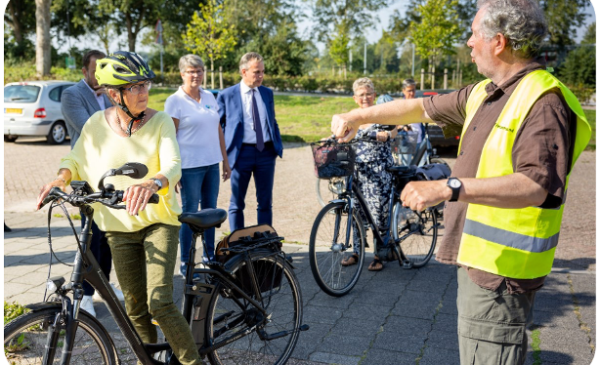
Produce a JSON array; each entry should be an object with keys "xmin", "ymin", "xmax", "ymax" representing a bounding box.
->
[{"xmin": 179, "ymin": 209, "xmax": 228, "ymax": 231}]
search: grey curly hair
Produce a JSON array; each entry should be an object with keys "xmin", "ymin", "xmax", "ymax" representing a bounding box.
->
[
  {"xmin": 352, "ymin": 77, "xmax": 375, "ymax": 94},
  {"xmin": 477, "ymin": 0, "xmax": 548, "ymax": 60}
]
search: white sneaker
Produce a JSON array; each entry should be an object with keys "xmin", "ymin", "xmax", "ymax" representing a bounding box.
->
[
  {"xmin": 110, "ymin": 283, "xmax": 125, "ymax": 301},
  {"xmin": 80, "ymin": 295, "xmax": 96, "ymax": 317}
]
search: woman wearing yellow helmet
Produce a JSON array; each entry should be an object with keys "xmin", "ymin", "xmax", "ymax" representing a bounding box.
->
[{"xmin": 36, "ymin": 51, "xmax": 203, "ymax": 364}]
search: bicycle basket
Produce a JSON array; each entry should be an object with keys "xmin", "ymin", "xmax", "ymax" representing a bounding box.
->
[
  {"xmin": 392, "ymin": 132, "xmax": 418, "ymax": 156},
  {"xmin": 311, "ymin": 140, "xmax": 356, "ymax": 179}
]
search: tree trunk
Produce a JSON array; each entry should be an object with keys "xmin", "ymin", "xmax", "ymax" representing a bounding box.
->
[
  {"xmin": 211, "ymin": 58, "xmax": 215, "ymax": 89},
  {"xmin": 125, "ymin": 14, "xmax": 136, "ymax": 52},
  {"xmin": 35, "ymin": 0, "xmax": 52, "ymax": 77},
  {"xmin": 7, "ymin": 2, "xmax": 23, "ymax": 44}
]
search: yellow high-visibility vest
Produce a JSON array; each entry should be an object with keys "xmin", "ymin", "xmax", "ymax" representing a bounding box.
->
[{"xmin": 456, "ymin": 70, "xmax": 591, "ymax": 279}]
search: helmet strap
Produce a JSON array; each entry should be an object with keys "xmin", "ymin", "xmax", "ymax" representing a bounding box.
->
[{"xmin": 117, "ymin": 88, "xmax": 146, "ymax": 137}]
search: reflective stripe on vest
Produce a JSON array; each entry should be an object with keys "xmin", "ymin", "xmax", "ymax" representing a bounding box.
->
[{"xmin": 456, "ymin": 70, "xmax": 591, "ymax": 279}]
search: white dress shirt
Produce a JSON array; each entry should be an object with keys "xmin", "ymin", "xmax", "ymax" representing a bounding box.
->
[
  {"xmin": 239, "ymin": 81, "xmax": 271, "ymax": 144},
  {"xmin": 83, "ymin": 79, "xmax": 106, "ymax": 110}
]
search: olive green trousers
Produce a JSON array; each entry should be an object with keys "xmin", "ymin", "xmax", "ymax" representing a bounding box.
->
[
  {"xmin": 457, "ymin": 266, "xmax": 536, "ymax": 365},
  {"xmin": 106, "ymin": 224, "xmax": 203, "ymax": 365}
]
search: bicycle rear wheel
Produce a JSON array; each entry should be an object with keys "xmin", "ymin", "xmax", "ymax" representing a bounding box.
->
[
  {"xmin": 4, "ymin": 306, "xmax": 117, "ymax": 364},
  {"xmin": 309, "ymin": 202, "xmax": 366, "ymax": 296},
  {"xmin": 206, "ymin": 253, "xmax": 302, "ymax": 365},
  {"xmin": 392, "ymin": 202, "xmax": 437, "ymax": 268}
]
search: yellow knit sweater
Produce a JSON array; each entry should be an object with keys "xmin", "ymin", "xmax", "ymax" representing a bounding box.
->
[{"xmin": 59, "ymin": 110, "xmax": 182, "ymax": 232}]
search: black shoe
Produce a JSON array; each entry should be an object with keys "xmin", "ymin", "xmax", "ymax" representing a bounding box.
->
[{"xmin": 4, "ymin": 223, "xmax": 11, "ymax": 232}]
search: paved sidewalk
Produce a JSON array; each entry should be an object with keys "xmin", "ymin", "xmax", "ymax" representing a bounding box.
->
[{"xmin": 4, "ymin": 139, "xmax": 596, "ymax": 364}]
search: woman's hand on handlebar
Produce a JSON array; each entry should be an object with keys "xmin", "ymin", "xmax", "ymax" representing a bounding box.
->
[
  {"xmin": 123, "ymin": 180, "xmax": 158, "ymax": 216},
  {"xmin": 36, "ymin": 169, "xmax": 71, "ymax": 210}
]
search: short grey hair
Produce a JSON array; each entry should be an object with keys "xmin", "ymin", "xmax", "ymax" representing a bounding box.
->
[
  {"xmin": 477, "ymin": 0, "xmax": 547, "ymax": 59},
  {"xmin": 239, "ymin": 52, "xmax": 264, "ymax": 73},
  {"xmin": 402, "ymin": 79, "xmax": 417, "ymax": 89},
  {"xmin": 179, "ymin": 54, "xmax": 205, "ymax": 72},
  {"xmin": 352, "ymin": 77, "xmax": 375, "ymax": 94}
]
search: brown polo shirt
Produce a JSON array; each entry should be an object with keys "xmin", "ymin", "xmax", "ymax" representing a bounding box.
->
[{"xmin": 423, "ymin": 61, "xmax": 576, "ymax": 293}]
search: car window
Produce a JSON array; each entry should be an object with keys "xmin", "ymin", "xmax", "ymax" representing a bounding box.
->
[
  {"xmin": 58, "ymin": 85, "xmax": 72, "ymax": 102},
  {"xmin": 4, "ymin": 85, "xmax": 41, "ymax": 103},
  {"xmin": 49, "ymin": 86, "xmax": 61, "ymax": 102}
]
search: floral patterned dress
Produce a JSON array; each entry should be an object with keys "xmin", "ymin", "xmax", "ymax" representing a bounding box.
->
[{"xmin": 351, "ymin": 125, "xmax": 394, "ymax": 254}]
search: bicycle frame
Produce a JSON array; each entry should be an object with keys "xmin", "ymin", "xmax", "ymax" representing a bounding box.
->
[{"xmin": 338, "ymin": 174, "xmax": 413, "ymax": 268}]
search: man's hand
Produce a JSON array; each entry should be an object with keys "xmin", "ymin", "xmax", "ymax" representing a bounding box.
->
[
  {"xmin": 400, "ymin": 180, "xmax": 451, "ymax": 211},
  {"xmin": 331, "ymin": 114, "xmax": 357, "ymax": 142}
]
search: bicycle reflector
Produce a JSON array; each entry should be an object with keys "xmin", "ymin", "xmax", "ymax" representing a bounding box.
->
[{"xmin": 46, "ymin": 276, "xmax": 66, "ymax": 294}]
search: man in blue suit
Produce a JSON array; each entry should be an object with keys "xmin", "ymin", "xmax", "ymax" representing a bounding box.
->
[
  {"xmin": 62, "ymin": 50, "xmax": 111, "ymax": 148},
  {"xmin": 217, "ymin": 52, "xmax": 283, "ymax": 231}
]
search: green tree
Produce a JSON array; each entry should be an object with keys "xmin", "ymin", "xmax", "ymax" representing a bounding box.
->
[
  {"xmin": 183, "ymin": 0, "xmax": 237, "ymax": 88},
  {"xmin": 4, "ymin": 0, "xmax": 36, "ymax": 58},
  {"xmin": 558, "ymin": 22, "xmax": 595, "ymax": 88},
  {"xmin": 409, "ymin": 0, "xmax": 461, "ymax": 66},
  {"xmin": 97, "ymin": 0, "xmax": 162, "ymax": 52},
  {"xmin": 540, "ymin": 0, "xmax": 591, "ymax": 50},
  {"xmin": 309, "ymin": 0, "xmax": 388, "ymax": 71}
]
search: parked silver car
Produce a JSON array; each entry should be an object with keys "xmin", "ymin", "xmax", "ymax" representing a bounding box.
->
[{"xmin": 4, "ymin": 80, "xmax": 76, "ymax": 144}]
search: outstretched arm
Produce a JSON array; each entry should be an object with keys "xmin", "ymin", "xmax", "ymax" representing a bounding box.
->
[{"xmin": 332, "ymin": 98, "xmax": 432, "ymax": 142}]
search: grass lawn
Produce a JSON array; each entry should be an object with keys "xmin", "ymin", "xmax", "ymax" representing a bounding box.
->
[
  {"xmin": 148, "ymin": 88, "xmax": 596, "ymax": 148},
  {"xmin": 583, "ymin": 109, "xmax": 595, "ymax": 151},
  {"xmin": 148, "ymin": 88, "xmax": 355, "ymax": 143}
]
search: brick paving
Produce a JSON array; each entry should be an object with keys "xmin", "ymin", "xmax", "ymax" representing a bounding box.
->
[{"xmin": 3, "ymin": 136, "xmax": 596, "ymax": 364}]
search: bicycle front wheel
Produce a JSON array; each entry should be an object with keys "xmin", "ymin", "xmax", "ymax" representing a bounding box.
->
[
  {"xmin": 309, "ymin": 202, "xmax": 366, "ymax": 297},
  {"xmin": 392, "ymin": 202, "xmax": 437, "ymax": 268},
  {"xmin": 206, "ymin": 253, "xmax": 302, "ymax": 365},
  {"xmin": 4, "ymin": 305, "xmax": 117, "ymax": 365}
]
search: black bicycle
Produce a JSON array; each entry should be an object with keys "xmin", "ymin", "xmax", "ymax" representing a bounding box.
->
[
  {"xmin": 4, "ymin": 162, "xmax": 307, "ymax": 364},
  {"xmin": 309, "ymin": 140, "xmax": 440, "ymax": 297}
]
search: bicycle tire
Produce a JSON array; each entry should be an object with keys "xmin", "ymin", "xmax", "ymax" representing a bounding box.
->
[
  {"xmin": 206, "ymin": 253, "xmax": 302, "ymax": 365},
  {"xmin": 315, "ymin": 178, "xmax": 328, "ymax": 207},
  {"xmin": 4, "ymin": 306, "xmax": 117, "ymax": 365},
  {"xmin": 309, "ymin": 202, "xmax": 366, "ymax": 297},
  {"xmin": 392, "ymin": 202, "xmax": 437, "ymax": 268}
]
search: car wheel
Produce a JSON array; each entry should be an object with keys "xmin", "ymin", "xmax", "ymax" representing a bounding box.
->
[
  {"xmin": 47, "ymin": 122, "xmax": 67, "ymax": 144},
  {"xmin": 4, "ymin": 135, "xmax": 18, "ymax": 142}
]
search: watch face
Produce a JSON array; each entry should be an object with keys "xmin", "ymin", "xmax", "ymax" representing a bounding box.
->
[{"xmin": 449, "ymin": 179, "xmax": 461, "ymax": 188}]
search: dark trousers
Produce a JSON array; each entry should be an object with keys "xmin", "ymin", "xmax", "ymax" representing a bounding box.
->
[
  {"xmin": 229, "ymin": 143, "xmax": 277, "ymax": 231},
  {"xmin": 81, "ymin": 215, "xmax": 112, "ymax": 296}
]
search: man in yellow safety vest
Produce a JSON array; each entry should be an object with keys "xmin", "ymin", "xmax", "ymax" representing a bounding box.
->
[{"xmin": 331, "ymin": 0, "xmax": 591, "ymax": 364}]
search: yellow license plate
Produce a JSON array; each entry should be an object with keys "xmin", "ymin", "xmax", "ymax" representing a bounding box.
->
[{"xmin": 5, "ymin": 108, "xmax": 22, "ymax": 114}]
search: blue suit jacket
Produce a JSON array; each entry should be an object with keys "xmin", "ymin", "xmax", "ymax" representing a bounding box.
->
[
  {"xmin": 61, "ymin": 80, "xmax": 111, "ymax": 148},
  {"xmin": 217, "ymin": 83, "xmax": 283, "ymax": 168}
]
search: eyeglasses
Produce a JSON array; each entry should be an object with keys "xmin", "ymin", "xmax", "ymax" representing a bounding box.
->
[
  {"xmin": 356, "ymin": 92, "xmax": 374, "ymax": 99},
  {"xmin": 184, "ymin": 70, "xmax": 204, "ymax": 76},
  {"xmin": 122, "ymin": 81, "xmax": 152, "ymax": 95}
]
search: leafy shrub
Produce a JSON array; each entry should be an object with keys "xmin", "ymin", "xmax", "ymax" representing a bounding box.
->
[{"xmin": 4, "ymin": 301, "xmax": 29, "ymax": 325}]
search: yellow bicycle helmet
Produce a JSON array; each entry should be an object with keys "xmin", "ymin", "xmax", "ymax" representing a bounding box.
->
[
  {"xmin": 95, "ymin": 51, "xmax": 155, "ymax": 136},
  {"xmin": 95, "ymin": 51, "xmax": 155, "ymax": 87}
]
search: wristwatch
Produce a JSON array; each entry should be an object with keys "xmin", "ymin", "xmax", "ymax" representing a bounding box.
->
[
  {"xmin": 447, "ymin": 177, "xmax": 462, "ymax": 202},
  {"xmin": 150, "ymin": 178, "xmax": 163, "ymax": 190}
]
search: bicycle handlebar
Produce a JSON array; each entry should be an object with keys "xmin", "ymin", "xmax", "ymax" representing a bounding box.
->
[{"xmin": 42, "ymin": 186, "xmax": 159, "ymax": 210}]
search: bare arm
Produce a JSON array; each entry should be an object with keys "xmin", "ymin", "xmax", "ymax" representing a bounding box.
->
[
  {"xmin": 218, "ymin": 124, "xmax": 231, "ymax": 181},
  {"xmin": 400, "ymin": 173, "xmax": 548, "ymax": 212},
  {"xmin": 332, "ymin": 98, "xmax": 432, "ymax": 142},
  {"xmin": 36, "ymin": 168, "xmax": 73, "ymax": 210}
]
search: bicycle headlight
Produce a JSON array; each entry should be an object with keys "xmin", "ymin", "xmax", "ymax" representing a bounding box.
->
[{"xmin": 46, "ymin": 276, "xmax": 65, "ymax": 294}]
